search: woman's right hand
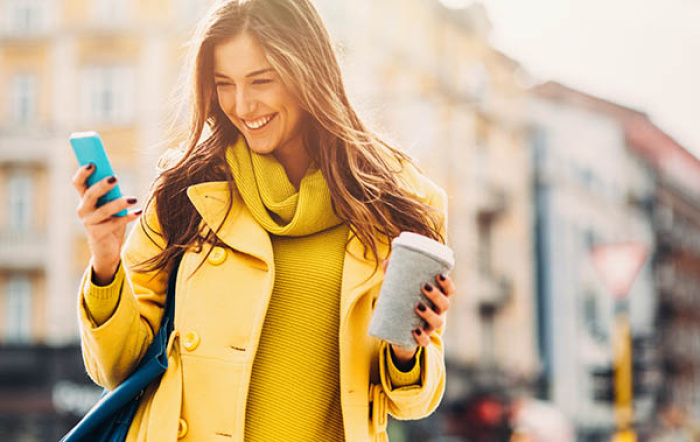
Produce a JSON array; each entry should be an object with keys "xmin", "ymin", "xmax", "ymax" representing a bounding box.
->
[{"xmin": 72, "ymin": 163, "xmax": 142, "ymax": 285}]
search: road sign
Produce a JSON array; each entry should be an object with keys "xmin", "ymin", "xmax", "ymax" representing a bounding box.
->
[{"xmin": 590, "ymin": 242, "xmax": 648, "ymax": 298}]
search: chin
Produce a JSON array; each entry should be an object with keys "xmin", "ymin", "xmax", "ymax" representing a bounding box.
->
[{"xmin": 244, "ymin": 138, "xmax": 278, "ymax": 155}]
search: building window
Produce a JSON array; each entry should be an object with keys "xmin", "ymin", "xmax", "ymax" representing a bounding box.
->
[
  {"xmin": 3, "ymin": 0, "xmax": 47, "ymax": 35},
  {"xmin": 80, "ymin": 65, "xmax": 135, "ymax": 124},
  {"xmin": 468, "ymin": 62, "xmax": 490, "ymax": 104},
  {"xmin": 7, "ymin": 171, "xmax": 34, "ymax": 230},
  {"xmin": 178, "ymin": 0, "xmax": 209, "ymax": 23},
  {"xmin": 5, "ymin": 275, "xmax": 32, "ymax": 344},
  {"xmin": 582, "ymin": 290, "xmax": 607, "ymax": 342},
  {"xmin": 92, "ymin": 0, "xmax": 128, "ymax": 25},
  {"xmin": 477, "ymin": 217, "xmax": 493, "ymax": 274},
  {"xmin": 9, "ymin": 73, "xmax": 37, "ymax": 125}
]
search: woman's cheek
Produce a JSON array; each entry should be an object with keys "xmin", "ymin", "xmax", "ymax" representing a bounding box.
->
[{"xmin": 217, "ymin": 90, "xmax": 234, "ymax": 115}]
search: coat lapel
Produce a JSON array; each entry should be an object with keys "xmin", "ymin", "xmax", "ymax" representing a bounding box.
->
[
  {"xmin": 340, "ymin": 231, "xmax": 390, "ymax": 319},
  {"xmin": 186, "ymin": 181, "xmax": 274, "ymax": 270},
  {"xmin": 186, "ymin": 181, "xmax": 391, "ymax": 315}
]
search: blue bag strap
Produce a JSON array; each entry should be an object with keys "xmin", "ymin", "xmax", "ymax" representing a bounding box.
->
[
  {"xmin": 163, "ymin": 254, "xmax": 182, "ymax": 336},
  {"xmin": 60, "ymin": 253, "xmax": 184, "ymax": 442}
]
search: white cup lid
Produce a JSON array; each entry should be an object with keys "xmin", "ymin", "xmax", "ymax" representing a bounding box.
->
[{"xmin": 392, "ymin": 231, "xmax": 454, "ymax": 267}]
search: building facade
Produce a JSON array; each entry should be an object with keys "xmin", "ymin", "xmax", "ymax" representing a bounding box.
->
[
  {"xmin": 533, "ymin": 81, "xmax": 700, "ymax": 437},
  {"xmin": 0, "ymin": 0, "xmax": 212, "ymax": 439},
  {"xmin": 530, "ymin": 82, "xmax": 658, "ymax": 437}
]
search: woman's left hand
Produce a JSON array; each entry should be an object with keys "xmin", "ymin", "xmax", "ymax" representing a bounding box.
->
[{"xmin": 382, "ymin": 260, "xmax": 456, "ymax": 365}]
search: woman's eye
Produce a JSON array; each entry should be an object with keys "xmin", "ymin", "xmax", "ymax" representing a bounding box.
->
[
  {"xmin": 215, "ymin": 82, "xmax": 234, "ymax": 88},
  {"xmin": 252, "ymin": 79, "xmax": 272, "ymax": 85}
]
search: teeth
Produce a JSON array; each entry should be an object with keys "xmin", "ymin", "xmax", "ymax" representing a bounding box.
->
[{"xmin": 244, "ymin": 114, "xmax": 274, "ymax": 129}]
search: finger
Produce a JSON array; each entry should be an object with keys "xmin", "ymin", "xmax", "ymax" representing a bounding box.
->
[
  {"xmin": 80, "ymin": 175, "xmax": 118, "ymax": 216},
  {"xmin": 382, "ymin": 259, "xmax": 388, "ymax": 273},
  {"xmin": 412, "ymin": 328, "xmax": 431, "ymax": 347},
  {"xmin": 415, "ymin": 301, "xmax": 444, "ymax": 334},
  {"xmin": 422, "ymin": 282, "xmax": 450, "ymax": 314},
  {"xmin": 86, "ymin": 210, "xmax": 142, "ymax": 236},
  {"xmin": 71, "ymin": 163, "xmax": 95, "ymax": 198},
  {"xmin": 83, "ymin": 197, "xmax": 139, "ymax": 226},
  {"xmin": 435, "ymin": 273, "xmax": 456, "ymax": 297}
]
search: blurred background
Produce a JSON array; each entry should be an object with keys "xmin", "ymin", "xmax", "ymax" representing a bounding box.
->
[{"xmin": 0, "ymin": 0, "xmax": 698, "ymax": 441}]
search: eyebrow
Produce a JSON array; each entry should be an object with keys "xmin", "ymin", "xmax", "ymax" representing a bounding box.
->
[{"xmin": 214, "ymin": 68, "xmax": 274, "ymax": 80}]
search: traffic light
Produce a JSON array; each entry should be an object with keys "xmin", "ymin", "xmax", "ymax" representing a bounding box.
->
[{"xmin": 591, "ymin": 365, "xmax": 615, "ymax": 403}]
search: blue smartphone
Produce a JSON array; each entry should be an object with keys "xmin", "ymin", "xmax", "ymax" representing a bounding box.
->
[{"xmin": 69, "ymin": 131, "xmax": 126, "ymax": 217}]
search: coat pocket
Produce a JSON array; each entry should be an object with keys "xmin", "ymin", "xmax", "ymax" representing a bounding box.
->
[{"xmin": 369, "ymin": 383, "xmax": 388, "ymax": 442}]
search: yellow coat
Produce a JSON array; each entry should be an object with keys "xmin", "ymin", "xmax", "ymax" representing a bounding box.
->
[{"xmin": 77, "ymin": 160, "xmax": 449, "ymax": 441}]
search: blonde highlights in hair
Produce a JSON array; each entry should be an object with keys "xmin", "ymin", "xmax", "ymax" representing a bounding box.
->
[{"xmin": 137, "ymin": 0, "xmax": 445, "ymax": 276}]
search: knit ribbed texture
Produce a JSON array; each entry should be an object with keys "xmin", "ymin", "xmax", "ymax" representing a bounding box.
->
[
  {"xmin": 83, "ymin": 261, "xmax": 124, "ymax": 326},
  {"xmin": 228, "ymin": 137, "xmax": 348, "ymax": 441},
  {"xmin": 227, "ymin": 136, "xmax": 343, "ymax": 236},
  {"xmin": 246, "ymin": 226, "xmax": 349, "ymax": 441}
]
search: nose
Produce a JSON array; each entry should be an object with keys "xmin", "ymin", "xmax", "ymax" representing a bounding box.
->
[{"xmin": 235, "ymin": 87, "xmax": 257, "ymax": 119}]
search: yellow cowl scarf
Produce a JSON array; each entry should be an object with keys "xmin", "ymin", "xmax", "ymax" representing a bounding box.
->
[{"xmin": 225, "ymin": 136, "xmax": 343, "ymax": 236}]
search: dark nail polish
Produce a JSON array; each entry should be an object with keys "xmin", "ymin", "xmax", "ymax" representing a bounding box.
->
[
  {"xmin": 127, "ymin": 198, "xmax": 138, "ymax": 204},
  {"xmin": 415, "ymin": 328, "xmax": 422, "ymax": 335},
  {"xmin": 86, "ymin": 163, "xmax": 94, "ymax": 170},
  {"xmin": 134, "ymin": 209, "xmax": 143, "ymax": 215},
  {"xmin": 439, "ymin": 273, "xmax": 446, "ymax": 282},
  {"xmin": 424, "ymin": 282, "xmax": 433, "ymax": 292},
  {"xmin": 107, "ymin": 176, "xmax": 117, "ymax": 184},
  {"xmin": 417, "ymin": 303, "xmax": 426, "ymax": 312}
]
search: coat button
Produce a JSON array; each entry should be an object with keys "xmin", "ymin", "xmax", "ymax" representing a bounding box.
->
[
  {"xmin": 178, "ymin": 418, "xmax": 188, "ymax": 438},
  {"xmin": 182, "ymin": 331, "xmax": 200, "ymax": 352},
  {"xmin": 207, "ymin": 246, "xmax": 227, "ymax": 265}
]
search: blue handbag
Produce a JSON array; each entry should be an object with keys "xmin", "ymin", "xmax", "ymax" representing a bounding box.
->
[{"xmin": 61, "ymin": 257, "xmax": 181, "ymax": 441}]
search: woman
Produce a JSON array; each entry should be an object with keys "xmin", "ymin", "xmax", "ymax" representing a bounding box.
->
[{"xmin": 71, "ymin": 0, "xmax": 455, "ymax": 440}]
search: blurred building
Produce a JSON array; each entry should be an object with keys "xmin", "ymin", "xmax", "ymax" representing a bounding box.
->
[
  {"xmin": 0, "ymin": 0, "xmax": 584, "ymax": 440},
  {"xmin": 619, "ymin": 104, "xmax": 700, "ymax": 422},
  {"xmin": 533, "ymin": 81, "xmax": 700, "ymax": 436},
  {"xmin": 530, "ymin": 82, "xmax": 657, "ymax": 437},
  {"xmin": 0, "ymin": 0, "xmax": 211, "ymax": 439}
]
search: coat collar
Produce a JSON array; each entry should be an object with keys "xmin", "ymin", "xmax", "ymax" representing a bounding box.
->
[{"xmin": 186, "ymin": 181, "xmax": 391, "ymax": 313}]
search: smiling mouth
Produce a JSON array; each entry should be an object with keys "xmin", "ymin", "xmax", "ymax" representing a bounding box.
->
[{"xmin": 242, "ymin": 113, "xmax": 277, "ymax": 130}]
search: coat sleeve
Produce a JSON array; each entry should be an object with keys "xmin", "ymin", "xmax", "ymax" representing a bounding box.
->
[
  {"xmin": 77, "ymin": 202, "xmax": 171, "ymax": 390},
  {"xmin": 378, "ymin": 180, "xmax": 450, "ymax": 420}
]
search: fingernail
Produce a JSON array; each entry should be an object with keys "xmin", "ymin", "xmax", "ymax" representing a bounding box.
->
[
  {"xmin": 439, "ymin": 273, "xmax": 446, "ymax": 281},
  {"xmin": 85, "ymin": 163, "xmax": 94, "ymax": 170},
  {"xmin": 107, "ymin": 176, "xmax": 117, "ymax": 184},
  {"xmin": 417, "ymin": 303, "xmax": 426, "ymax": 312},
  {"xmin": 415, "ymin": 328, "xmax": 422, "ymax": 335},
  {"xmin": 424, "ymin": 282, "xmax": 433, "ymax": 292},
  {"xmin": 134, "ymin": 209, "xmax": 143, "ymax": 215},
  {"xmin": 127, "ymin": 197, "xmax": 138, "ymax": 204}
]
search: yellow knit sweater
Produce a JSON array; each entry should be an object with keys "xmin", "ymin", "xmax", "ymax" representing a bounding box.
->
[{"xmin": 83, "ymin": 137, "xmax": 421, "ymax": 441}]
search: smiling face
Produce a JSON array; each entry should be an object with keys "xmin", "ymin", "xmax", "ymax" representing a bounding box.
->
[{"xmin": 213, "ymin": 32, "xmax": 307, "ymax": 160}]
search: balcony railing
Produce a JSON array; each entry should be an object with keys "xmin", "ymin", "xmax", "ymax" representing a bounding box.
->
[
  {"xmin": 0, "ymin": 230, "xmax": 47, "ymax": 269},
  {"xmin": 475, "ymin": 271, "xmax": 512, "ymax": 312},
  {"xmin": 475, "ymin": 182, "xmax": 509, "ymax": 220},
  {"xmin": 0, "ymin": 128, "xmax": 55, "ymax": 164}
]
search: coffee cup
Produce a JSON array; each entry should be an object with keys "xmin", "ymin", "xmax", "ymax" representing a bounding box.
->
[{"xmin": 369, "ymin": 231, "xmax": 455, "ymax": 350}]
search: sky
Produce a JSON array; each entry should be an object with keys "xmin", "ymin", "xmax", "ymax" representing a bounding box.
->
[{"xmin": 442, "ymin": 0, "xmax": 700, "ymax": 158}]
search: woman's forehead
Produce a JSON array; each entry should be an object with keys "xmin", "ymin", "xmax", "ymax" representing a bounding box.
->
[{"xmin": 213, "ymin": 33, "xmax": 271, "ymax": 77}]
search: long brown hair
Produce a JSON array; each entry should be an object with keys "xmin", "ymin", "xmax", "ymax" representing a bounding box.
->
[{"xmin": 136, "ymin": 0, "xmax": 445, "ymax": 276}]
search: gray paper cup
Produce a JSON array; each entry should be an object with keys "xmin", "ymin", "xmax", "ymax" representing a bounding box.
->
[{"xmin": 369, "ymin": 231, "xmax": 455, "ymax": 350}]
